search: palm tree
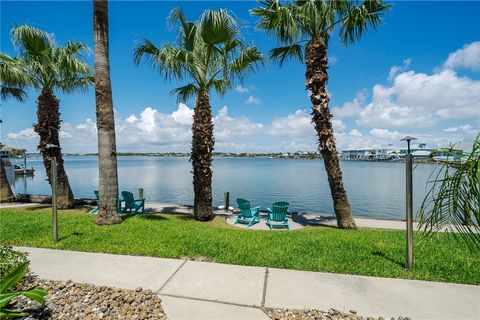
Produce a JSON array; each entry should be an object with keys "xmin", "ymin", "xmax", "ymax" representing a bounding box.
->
[
  {"xmin": 93, "ymin": 0, "xmax": 122, "ymax": 225},
  {"xmin": 134, "ymin": 8, "xmax": 263, "ymax": 220},
  {"xmin": 2, "ymin": 25, "xmax": 93, "ymax": 209},
  {"xmin": 0, "ymin": 54, "xmax": 30, "ymax": 202},
  {"xmin": 251, "ymin": 0, "xmax": 390, "ymax": 229}
]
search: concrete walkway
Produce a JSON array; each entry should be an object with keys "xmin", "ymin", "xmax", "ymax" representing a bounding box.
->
[{"xmin": 17, "ymin": 247, "xmax": 479, "ymax": 320}]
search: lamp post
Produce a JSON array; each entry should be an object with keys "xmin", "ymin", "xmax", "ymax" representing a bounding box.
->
[
  {"xmin": 46, "ymin": 144, "xmax": 59, "ymax": 242},
  {"xmin": 400, "ymin": 136, "xmax": 416, "ymax": 269}
]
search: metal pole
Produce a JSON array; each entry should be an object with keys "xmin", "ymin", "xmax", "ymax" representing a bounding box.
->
[
  {"xmin": 51, "ymin": 157, "xmax": 58, "ymax": 242},
  {"xmin": 138, "ymin": 188, "xmax": 144, "ymax": 199},
  {"xmin": 23, "ymin": 153, "xmax": 27, "ymax": 174},
  {"xmin": 224, "ymin": 192, "xmax": 230, "ymax": 211},
  {"xmin": 406, "ymin": 153, "xmax": 413, "ymax": 269}
]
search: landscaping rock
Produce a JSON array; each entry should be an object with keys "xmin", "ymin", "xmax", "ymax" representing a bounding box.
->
[
  {"xmin": 264, "ymin": 308, "xmax": 409, "ymax": 320},
  {"xmin": 11, "ymin": 277, "xmax": 166, "ymax": 319}
]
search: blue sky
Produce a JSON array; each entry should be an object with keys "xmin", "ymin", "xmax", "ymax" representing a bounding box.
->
[{"xmin": 1, "ymin": 1, "xmax": 479, "ymax": 153}]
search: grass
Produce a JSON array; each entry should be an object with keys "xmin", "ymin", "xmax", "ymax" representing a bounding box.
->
[{"xmin": 1, "ymin": 207, "xmax": 479, "ymax": 285}]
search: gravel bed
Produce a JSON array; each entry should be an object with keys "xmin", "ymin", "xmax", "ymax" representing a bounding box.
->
[
  {"xmin": 265, "ymin": 308, "xmax": 411, "ymax": 320},
  {"xmin": 11, "ymin": 276, "xmax": 166, "ymax": 319}
]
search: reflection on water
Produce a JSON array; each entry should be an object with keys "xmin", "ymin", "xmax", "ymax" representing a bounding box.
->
[{"xmin": 14, "ymin": 156, "xmax": 438, "ymax": 220}]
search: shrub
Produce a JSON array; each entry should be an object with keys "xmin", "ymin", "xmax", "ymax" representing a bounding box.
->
[{"xmin": 0, "ymin": 245, "xmax": 29, "ymax": 278}]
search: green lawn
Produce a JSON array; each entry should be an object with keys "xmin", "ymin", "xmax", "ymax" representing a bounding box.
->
[{"xmin": 1, "ymin": 207, "xmax": 478, "ymax": 285}]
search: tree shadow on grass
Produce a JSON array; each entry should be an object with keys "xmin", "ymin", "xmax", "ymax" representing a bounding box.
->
[
  {"xmin": 58, "ymin": 231, "xmax": 84, "ymax": 241},
  {"xmin": 137, "ymin": 214, "xmax": 168, "ymax": 221},
  {"xmin": 372, "ymin": 250, "xmax": 404, "ymax": 268}
]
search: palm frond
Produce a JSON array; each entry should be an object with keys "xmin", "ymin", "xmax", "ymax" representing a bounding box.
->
[
  {"xmin": 417, "ymin": 134, "xmax": 480, "ymax": 250},
  {"xmin": 199, "ymin": 9, "xmax": 239, "ymax": 46},
  {"xmin": 170, "ymin": 83, "xmax": 199, "ymax": 103},
  {"xmin": 169, "ymin": 7, "xmax": 198, "ymax": 52},
  {"xmin": 7, "ymin": 25, "xmax": 93, "ymax": 94},
  {"xmin": 135, "ymin": 8, "xmax": 262, "ymax": 99},
  {"xmin": 340, "ymin": 0, "xmax": 391, "ymax": 45},
  {"xmin": 229, "ymin": 45, "xmax": 265, "ymax": 82},
  {"xmin": 0, "ymin": 53, "xmax": 30, "ymax": 87},
  {"xmin": 11, "ymin": 25, "xmax": 53, "ymax": 57},
  {"xmin": 269, "ymin": 43, "xmax": 303, "ymax": 66},
  {"xmin": 1, "ymin": 85, "xmax": 27, "ymax": 102},
  {"xmin": 206, "ymin": 78, "xmax": 231, "ymax": 97},
  {"xmin": 134, "ymin": 40, "xmax": 193, "ymax": 81},
  {"xmin": 251, "ymin": 0, "xmax": 301, "ymax": 44}
]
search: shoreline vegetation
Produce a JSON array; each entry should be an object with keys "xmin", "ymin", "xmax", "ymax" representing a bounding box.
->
[
  {"xmin": 1, "ymin": 207, "xmax": 479, "ymax": 285},
  {"xmin": 19, "ymin": 152, "xmax": 442, "ymax": 163}
]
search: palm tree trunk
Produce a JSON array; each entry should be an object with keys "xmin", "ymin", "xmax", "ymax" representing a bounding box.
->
[
  {"xmin": 0, "ymin": 160, "xmax": 15, "ymax": 202},
  {"xmin": 93, "ymin": 0, "xmax": 121, "ymax": 225},
  {"xmin": 305, "ymin": 37, "xmax": 356, "ymax": 229},
  {"xmin": 191, "ymin": 88, "xmax": 214, "ymax": 221},
  {"xmin": 34, "ymin": 89, "xmax": 74, "ymax": 209}
]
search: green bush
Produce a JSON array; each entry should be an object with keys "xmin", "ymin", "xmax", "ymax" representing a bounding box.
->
[
  {"xmin": 0, "ymin": 245, "xmax": 29, "ymax": 278},
  {"xmin": 0, "ymin": 261, "xmax": 47, "ymax": 319}
]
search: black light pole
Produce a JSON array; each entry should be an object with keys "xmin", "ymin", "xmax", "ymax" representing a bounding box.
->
[
  {"xmin": 400, "ymin": 136, "xmax": 416, "ymax": 269},
  {"xmin": 46, "ymin": 144, "xmax": 59, "ymax": 242}
]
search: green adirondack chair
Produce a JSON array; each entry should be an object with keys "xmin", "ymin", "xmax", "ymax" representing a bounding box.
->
[
  {"xmin": 266, "ymin": 202, "xmax": 290, "ymax": 230},
  {"xmin": 120, "ymin": 191, "xmax": 145, "ymax": 214},
  {"xmin": 89, "ymin": 190, "xmax": 99, "ymax": 214},
  {"xmin": 234, "ymin": 198, "xmax": 260, "ymax": 228}
]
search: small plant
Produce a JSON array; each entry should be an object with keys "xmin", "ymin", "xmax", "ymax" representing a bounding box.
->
[
  {"xmin": 0, "ymin": 261, "xmax": 47, "ymax": 319},
  {"xmin": 417, "ymin": 133, "xmax": 480, "ymax": 249},
  {"xmin": 0, "ymin": 245, "xmax": 29, "ymax": 278}
]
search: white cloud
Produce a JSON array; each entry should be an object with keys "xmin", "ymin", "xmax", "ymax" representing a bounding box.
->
[
  {"xmin": 245, "ymin": 95, "xmax": 261, "ymax": 105},
  {"xmin": 171, "ymin": 103, "xmax": 193, "ymax": 125},
  {"xmin": 348, "ymin": 129, "xmax": 363, "ymax": 137},
  {"xmin": 213, "ymin": 106, "xmax": 264, "ymax": 141},
  {"xmin": 235, "ymin": 85, "xmax": 249, "ymax": 93},
  {"xmin": 269, "ymin": 109, "xmax": 313, "ymax": 137},
  {"xmin": 332, "ymin": 119, "xmax": 346, "ymax": 132},
  {"xmin": 332, "ymin": 90, "xmax": 366, "ymax": 118},
  {"xmin": 357, "ymin": 69, "xmax": 480, "ymax": 128},
  {"xmin": 369, "ymin": 128, "xmax": 402, "ymax": 140},
  {"xmin": 456, "ymin": 124, "xmax": 478, "ymax": 136},
  {"xmin": 388, "ymin": 58, "xmax": 411, "ymax": 81},
  {"xmin": 443, "ymin": 127, "xmax": 458, "ymax": 132},
  {"xmin": 443, "ymin": 41, "xmax": 480, "ymax": 71},
  {"xmin": 6, "ymin": 127, "xmax": 36, "ymax": 140}
]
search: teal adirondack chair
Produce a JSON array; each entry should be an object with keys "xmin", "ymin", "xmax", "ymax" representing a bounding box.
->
[
  {"xmin": 120, "ymin": 191, "xmax": 145, "ymax": 214},
  {"xmin": 234, "ymin": 198, "xmax": 260, "ymax": 228},
  {"xmin": 89, "ymin": 190, "xmax": 99, "ymax": 214},
  {"xmin": 266, "ymin": 202, "xmax": 290, "ymax": 230}
]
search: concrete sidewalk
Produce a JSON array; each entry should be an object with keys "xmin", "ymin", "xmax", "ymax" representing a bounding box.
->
[{"xmin": 17, "ymin": 247, "xmax": 479, "ymax": 320}]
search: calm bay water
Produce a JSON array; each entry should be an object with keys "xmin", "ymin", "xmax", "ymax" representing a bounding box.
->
[{"xmin": 13, "ymin": 156, "xmax": 438, "ymax": 220}]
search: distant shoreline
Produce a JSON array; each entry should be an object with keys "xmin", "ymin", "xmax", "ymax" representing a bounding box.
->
[{"xmin": 20, "ymin": 152, "xmax": 440, "ymax": 163}]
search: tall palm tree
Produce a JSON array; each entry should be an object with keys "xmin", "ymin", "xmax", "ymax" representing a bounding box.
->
[
  {"xmin": 134, "ymin": 8, "xmax": 263, "ymax": 220},
  {"xmin": 0, "ymin": 54, "xmax": 30, "ymax": 202},
  {"xmin": 252, "ymin": 0, "xmax": 390, "ymax": 229},
  {"xmin": 2, "ymin": 25, "xmax": 93, "ymax": 209},
  {"xmin": 93, "ymin": 0, "xmax": 121, "ymax": 225}
]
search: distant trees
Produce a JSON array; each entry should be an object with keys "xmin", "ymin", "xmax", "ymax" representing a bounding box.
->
[
  {"xmin": 134, "ymin": 8, "xmax": 263, "ymax": 220},
  {"xmin": 1, "ymin": 25, "xmax": 93, "ymax": 209},
  {"xmin": 252, "ymin": 0, "xmax": 390, "ymax": 229}
]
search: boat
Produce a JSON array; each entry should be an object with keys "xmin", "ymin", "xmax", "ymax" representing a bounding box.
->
[{"xmin": 14, "ymin": 165, "xmax": 35, "ymax": 176}]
